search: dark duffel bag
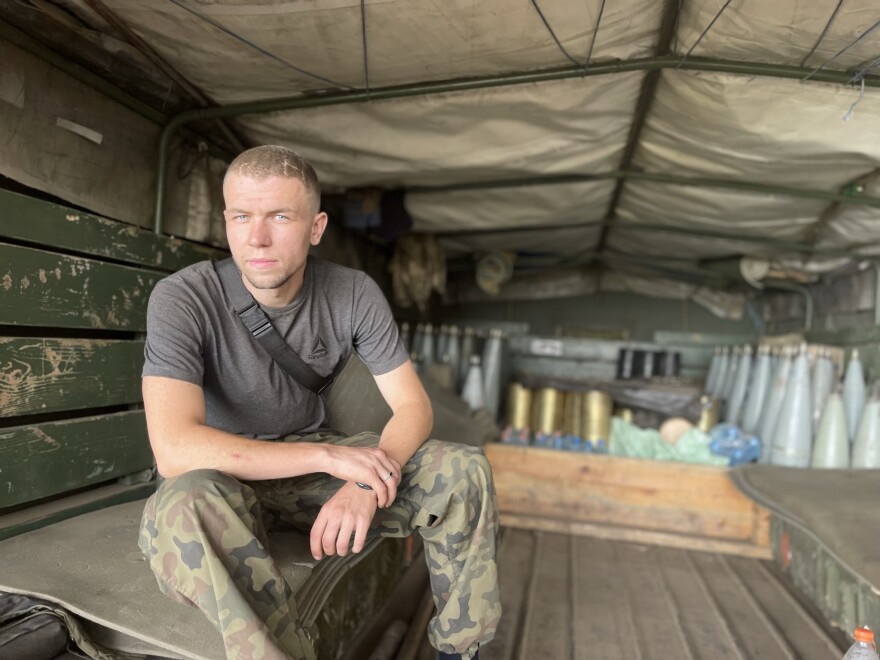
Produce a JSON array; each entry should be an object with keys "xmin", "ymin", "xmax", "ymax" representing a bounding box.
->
[{"xmin": 0, "ymin": 591, "xmax": 72, "ymax": 659}]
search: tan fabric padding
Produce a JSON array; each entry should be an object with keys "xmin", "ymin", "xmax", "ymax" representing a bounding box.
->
[{"xmin": 731, "ymin": 464, "xmax": 880, "ymax": 590}]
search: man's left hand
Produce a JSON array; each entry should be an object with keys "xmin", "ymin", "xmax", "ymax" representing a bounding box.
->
[{"xmin": 310, "ymin": 480, "xmax": 388, "ymax": 560}]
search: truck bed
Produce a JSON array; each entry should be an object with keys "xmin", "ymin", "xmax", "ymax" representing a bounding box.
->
[{"xmin": 484, "ymin": 528, "xmax": 846, "ymax": 660}]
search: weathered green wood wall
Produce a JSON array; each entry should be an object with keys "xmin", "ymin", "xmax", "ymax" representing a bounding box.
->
[
  {"xmin": 0, "ymin": 243, "xmax": 160, "ymax": 330},
  {"xmin": 0, "ymin": 338, "xmax": 144, "ymax": 416},
  {"xmin": 0, "ymin": 188, "xmax": 227, "ymax": 537},
  {"xmin": 0, "ymin": 411, "xmax": 152, "ymax": 508}
]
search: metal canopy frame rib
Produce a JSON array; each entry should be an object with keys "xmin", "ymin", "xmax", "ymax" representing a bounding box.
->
[
  {"xmin": 583, "ymin": 0, "xmax": 607, "ymax": 69},
  {"xmin": 676, "ymin": 0, "xmax": 734, "ymax": 68},
  {"xmin": 412, "ymin": 169, "xmax": 880, "ymax": 208},
  {"xmin": 359, "ymin": 0, "xmax": 370, "ymax": 94},
  {"xmin": 165, "ymin": 0, "xmax": 353, "ymax": 90},
  {"xmin": 800, "ymin": 0, "xmax": 845, "ymax": 67},
  {"xmin": 435, "ymin": 219, "xmax": 867, "ymax": 258},
  {"xmin": 531, "ymin": 0, "xmax": 583, "ymax": 67},
  {"xmin": 594, "ymin": 0, "xmax": 681, "ymax": 254}
]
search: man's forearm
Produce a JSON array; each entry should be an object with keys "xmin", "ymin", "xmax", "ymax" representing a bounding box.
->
[
  {"xmin": 377, "ymin": 400, "xmax": 433, "ymax": 468},
  {"xmin": 152, "ymin": 423, "xmax": 332, "ymax": 480}
]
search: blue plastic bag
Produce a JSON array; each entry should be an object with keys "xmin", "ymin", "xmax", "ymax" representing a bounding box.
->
[{"xmin": 708, "ymin": 423, "xmax": 762, "ymax": 466}]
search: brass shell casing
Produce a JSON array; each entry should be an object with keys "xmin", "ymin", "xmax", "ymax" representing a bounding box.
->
[
  {"xmin": 582, "ymin": 390, "xmax": 613, "ymax": 442},
  {"xmin": 534, "ymin": 387, "xmax": 563, "ymax": 435},
  {"xmin": 506, "ymin": 382, "xmax": 532, "ymax": 430},
  {"xmin": 698, "ymin": 395, "xmax": 720, "ymax": 433},
  {"xmin": 563, "ymin": 391, "xmax": 583, "ymax": 436}
]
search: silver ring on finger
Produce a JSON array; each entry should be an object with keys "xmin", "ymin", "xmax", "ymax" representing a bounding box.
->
[{"xmin": 382, "ymin": 471, "xmax": 393, "ymax": 481}]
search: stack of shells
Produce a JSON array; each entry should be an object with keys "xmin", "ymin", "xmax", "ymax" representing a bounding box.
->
[
  {"xmin": 703, "ymin": 343, "xmax": 878, "ymax": 468},
  {"xmin": 499, "ymin": 383, "xmax": 614, "ymax": 452},
  {"xmin": 400, "ymin": 322, "xmax": 506, "ymax": 423}
]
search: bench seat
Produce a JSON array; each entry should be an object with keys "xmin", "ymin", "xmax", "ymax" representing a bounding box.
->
[
  {"xmin": 0, "ymin": 498, "xmax": 409, "ymax": 659},
  {"xmin": 0, "ymin": 189, "xmax": 416, "ymax": 659},
  {"xmin": 731, "ymin": 465, "xmax": 880, "ymax": 636},
  {"xmin": 0, "ymin": 188, "xmax": 495, "ymax": 658}
]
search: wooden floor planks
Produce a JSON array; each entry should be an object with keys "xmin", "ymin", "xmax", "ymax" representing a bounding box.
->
[
  {"xmin": 483, "ymin": 528, "xmax": 842, "ymax": 660},
  {"xmin": 572, "ymin": 536, "xmax": 642, "ymax": 660},
  {"xmin": 519, "ymin": 533, "xmax": 572, "ymax": 660},
  {"xmin": 490, "ymin": 525, "xmax": 537, "ymax": 660}
]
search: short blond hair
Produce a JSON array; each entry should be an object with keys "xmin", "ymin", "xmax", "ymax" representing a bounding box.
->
[{"xmin": 225, "ymin": 145, "xmax": 321, "ymax": 212}]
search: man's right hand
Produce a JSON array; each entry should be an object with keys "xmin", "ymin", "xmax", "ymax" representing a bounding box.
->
[{"xmin": 324, "ymin": 445, "xmax": 401, "ymax": 508}]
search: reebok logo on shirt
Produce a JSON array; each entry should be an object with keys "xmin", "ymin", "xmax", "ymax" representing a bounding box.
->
[{"xmin": 308, "ymin": 337, "xmax": 329, "ymax": 360}]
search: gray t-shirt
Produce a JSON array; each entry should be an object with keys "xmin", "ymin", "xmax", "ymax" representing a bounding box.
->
[{"xmin": 142, "ymin": 256, "xmax": 408, "ymax": 438}]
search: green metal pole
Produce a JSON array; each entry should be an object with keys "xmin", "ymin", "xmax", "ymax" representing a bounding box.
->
[
  {"xmin": 626, "ymin": 171, "xmax": 880, "ymax": 208},
  {"xmin": 615, "ymin": 223, "xmax": 856, "ymax": 257},
  {"xmin": 597, "ymin": 252, "xmax": 732, "ymax": 283},
  {"xmin": 411, "ymin": 171, "xmax": 880, "ymax": 209},
  {"xmin": 874, "ymin": 263, "xmax": 880, "ymax": 326},
  {"xmin": 153, "ymin": 55, "xmax": 880, "ymax": 233},
  {"xmin": 763, "ymin": 281, "xmax": 814, "ymax": 331}
]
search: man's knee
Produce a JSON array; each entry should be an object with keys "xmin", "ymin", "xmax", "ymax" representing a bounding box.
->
[
  {"xmin": 160, "ymin": 468, "xmax": 241, "ymax": 495},
  {"xmin": 464, "ymin": 446, "xmax": 490, "ymax": 474},
  {"xmin": 457, "ymin": 446, "xmax": 493, "ymax": 491},
  {"xmin": 143, "ymin": 469, "xmax": 249, "ymax": 541}
]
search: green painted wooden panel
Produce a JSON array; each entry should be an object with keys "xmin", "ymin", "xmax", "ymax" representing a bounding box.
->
[
  {"xmin": 0, "ymin": 242, "xmax": 162, "ymax": 330},
  {"xmin": 0, "ymin": 410, "xmax": 154, "ymax": 509},
  {"xmin": 0, "ymin": 189, "xmax": 226, "ymax": 271},
  {"xmin": 0, "ymin": 481, "xmax": 155, "ymax": 541},
  {"xmin": 0, "ymin": 338, "xmax": 144, "ymax": 417}
]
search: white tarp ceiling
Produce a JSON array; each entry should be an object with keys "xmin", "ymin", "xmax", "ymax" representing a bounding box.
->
[
  {"xmin": 407, "ymin": 180, "xmax": 612, "ymax": 234},
  {"xmin": 677, "ymin": 0, "xmax": 880, "ymax": 68},
  {"xmin": 241, "ymin": 72, "xmax": 645, "ymax": 187},
  {"xmin": 610, "ymin": 182, "xmax": 829, "ymax": 259},
  {"xmin": 5, "ymin": 0, "xmax": 880, "ymax": 298},
  {"xmin": 106, "ymin": 0, "xmax": 663, "ymax": 95}
]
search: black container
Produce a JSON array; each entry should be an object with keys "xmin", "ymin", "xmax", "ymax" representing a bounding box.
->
[
  {"xmin": 658, "ymin": 351, "xmax": 681, "ymax": 377},
  {"xmin": 640, "ymin": 350, "xmax": 657, "ymax": 379},
  {"xmin": 631, "ymin": 349, "xmax": 655, "ymax": 379},
  {"xmin": 617, "ymin": 348, "xmax": 636, "ymax": 380}
]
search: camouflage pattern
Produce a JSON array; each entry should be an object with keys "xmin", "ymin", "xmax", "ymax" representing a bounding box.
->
[{"xmin": 139, "ymin": 432, "xmax": 500, "ymax": 660}]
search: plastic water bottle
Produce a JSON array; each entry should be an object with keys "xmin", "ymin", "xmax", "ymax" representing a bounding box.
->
[{"xmin": 843, "ymin": 627, "xmax": 878, "ymax": 660}]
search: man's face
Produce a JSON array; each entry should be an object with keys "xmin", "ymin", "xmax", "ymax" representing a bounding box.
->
[{"xmin": 223, "ymin": 174, "xmax": 327, "ymax": 301}]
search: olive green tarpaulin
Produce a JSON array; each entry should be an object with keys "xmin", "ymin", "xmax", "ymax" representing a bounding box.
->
[{"xmin": 731, "ymin": 465, "xmax": 880, "ymax": 635}]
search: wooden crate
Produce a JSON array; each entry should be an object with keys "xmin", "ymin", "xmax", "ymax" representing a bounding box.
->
[{"xmin": 485, "ymin": 443, "xmax": 771, "ymax": 558}]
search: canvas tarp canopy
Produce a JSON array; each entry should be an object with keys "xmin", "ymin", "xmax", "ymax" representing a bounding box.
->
[{"xmin": 2, "ymin": 0, "xmax": 880, "ymax": 310}]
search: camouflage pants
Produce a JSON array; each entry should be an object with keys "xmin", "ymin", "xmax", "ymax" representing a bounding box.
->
[{"xmin": 139, "ymin": 432, "xmax": 501, "ymax": 660}]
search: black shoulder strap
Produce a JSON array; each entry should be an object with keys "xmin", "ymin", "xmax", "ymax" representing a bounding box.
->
[{"xmin": 213, "ymin": 258, "xmax": 333, "ymax": 394}]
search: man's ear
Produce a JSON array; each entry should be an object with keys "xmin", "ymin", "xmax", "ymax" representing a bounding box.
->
[{"xmin": 311, "ymin": 212, "xmax": 329, "ymax": 246}]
